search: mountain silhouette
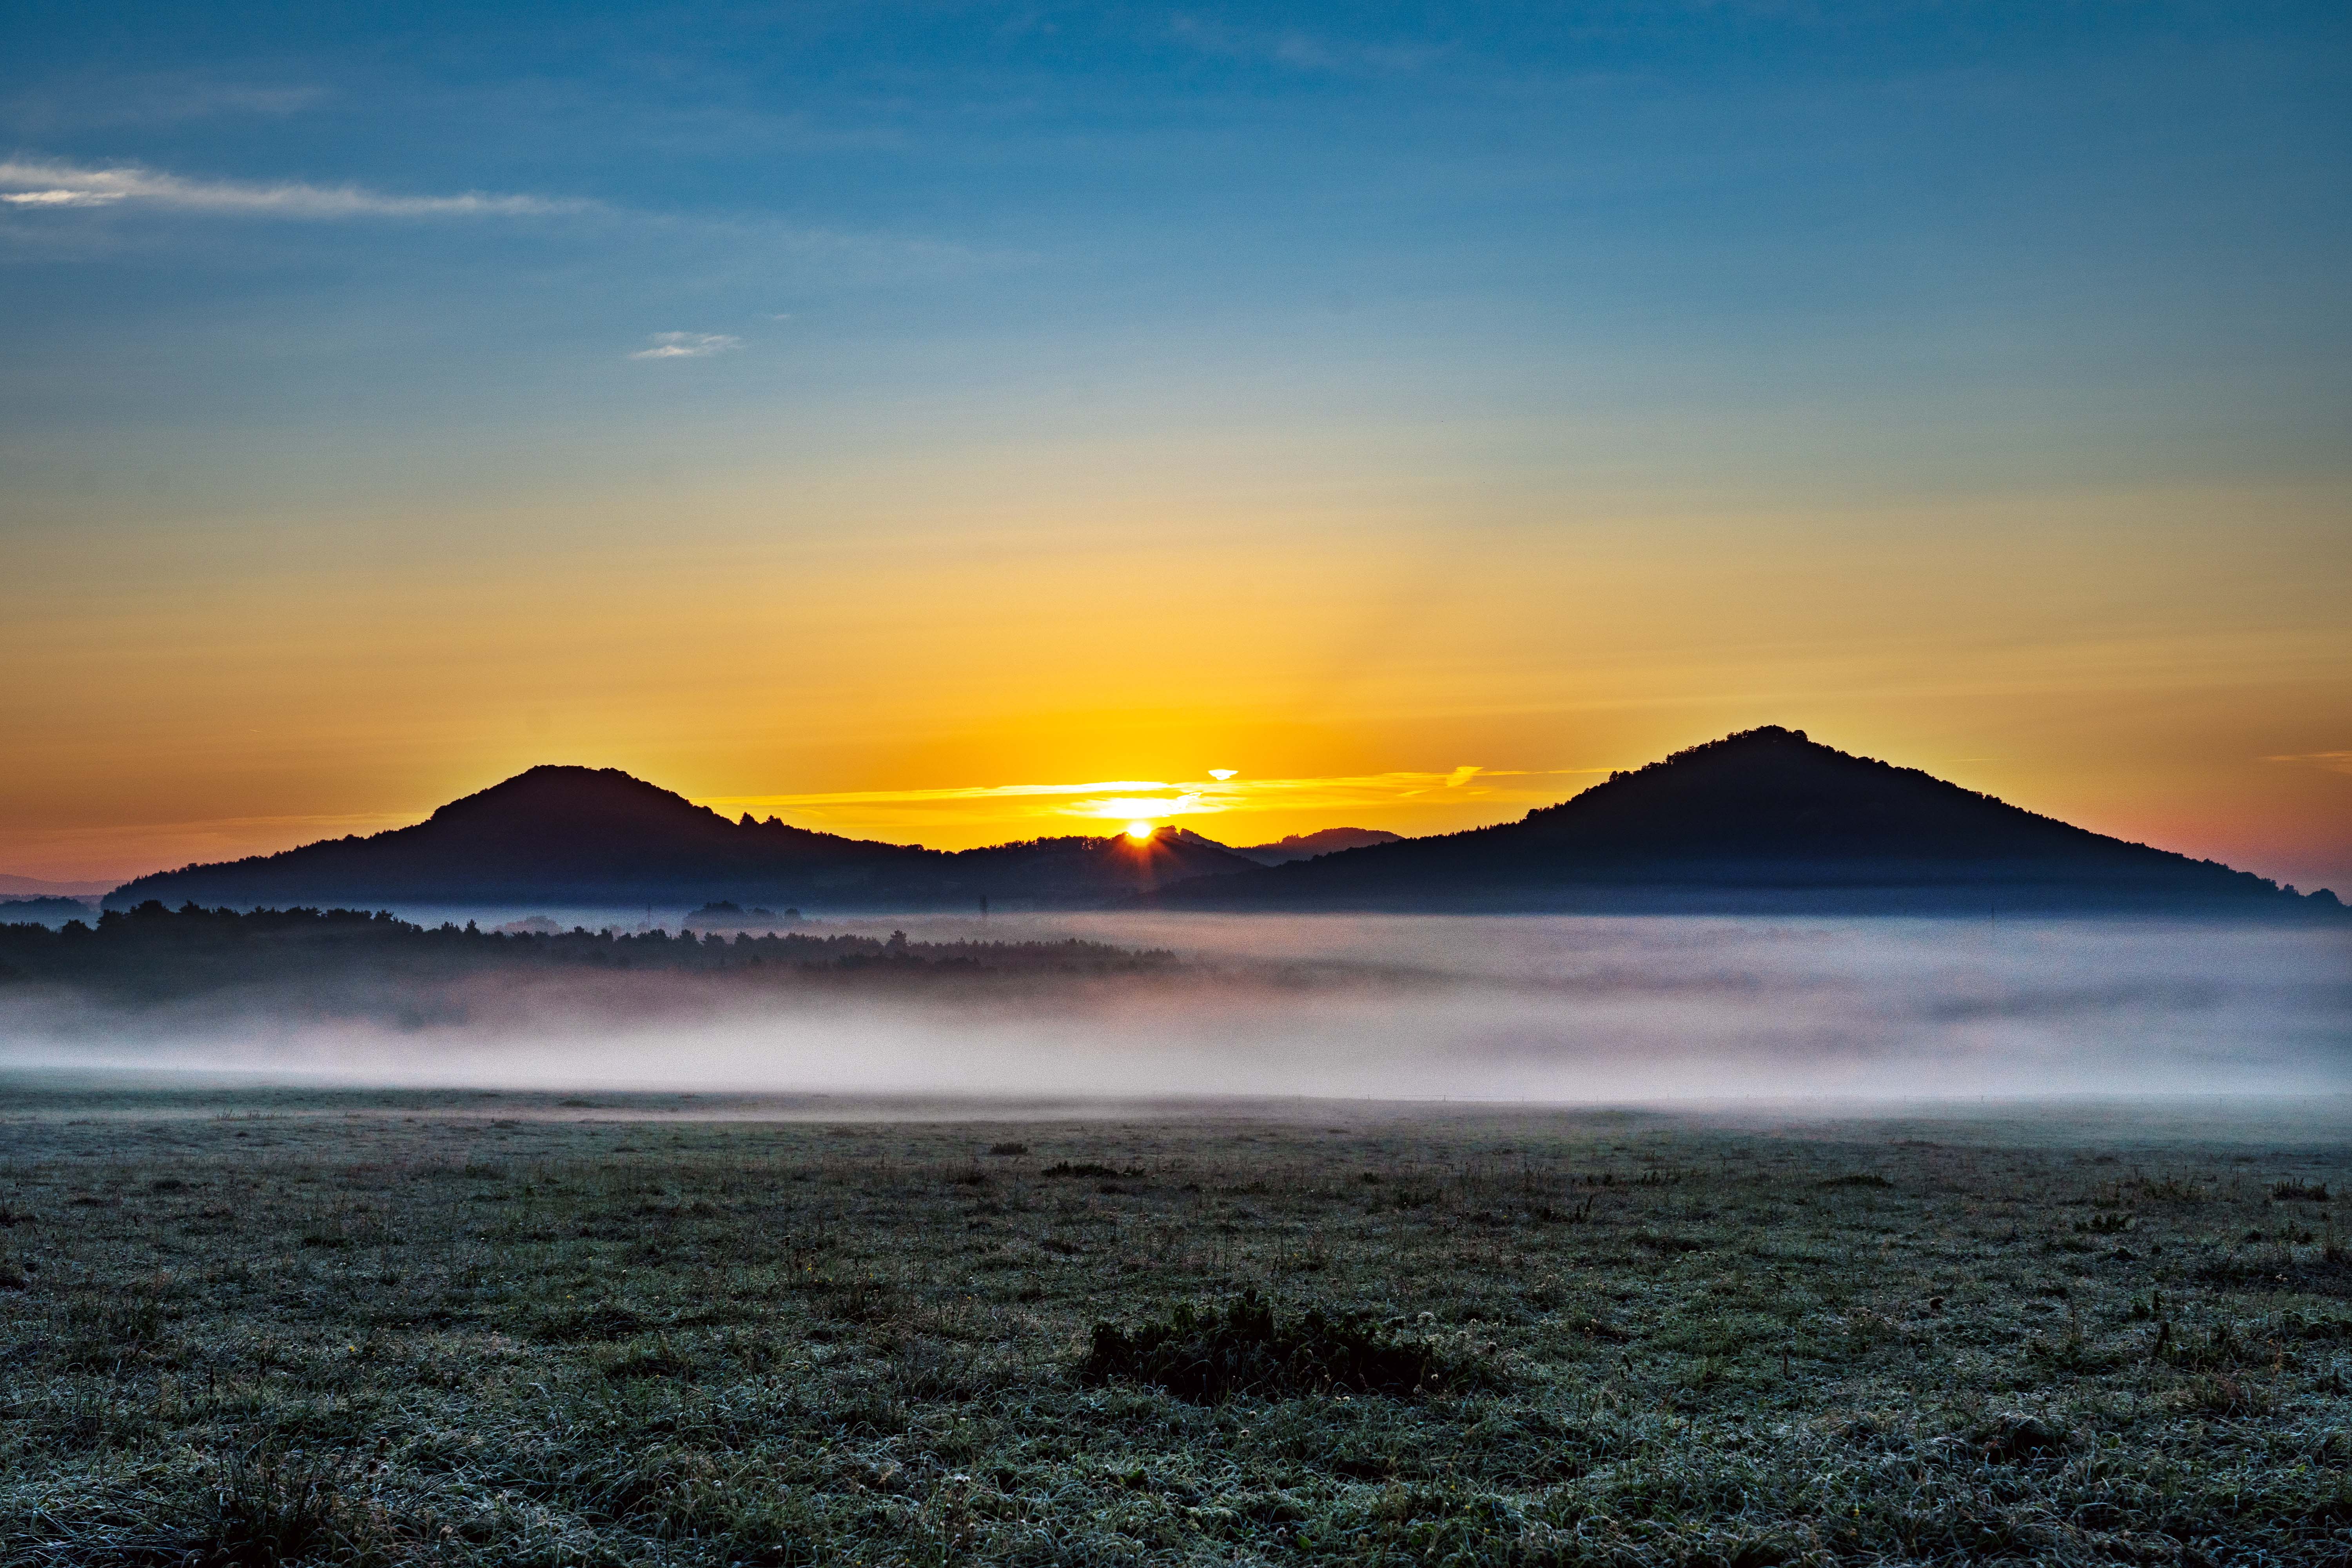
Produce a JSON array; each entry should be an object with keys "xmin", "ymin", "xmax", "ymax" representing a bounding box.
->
[
  {"xmin": 99, "ymin": 735, "xmax": 2341, "ymax": 919},
  {"xmin": 105, "ymin": 767, "xmax": 925, "ymax": 911},
  {"xmin": 102, "ymin": 765, "xmax": 1264, "ymax": 914},
  {"xmin": 0, "ymin": 872, "xmax": 114, "ymax": 898},
  {"xmin": 1142, "ymin": 728, "xmax": 2343, "ymax": 917},
  {"xmin": 1229, "ymin": 827, "xmax": 1405, "ymax": 865}
]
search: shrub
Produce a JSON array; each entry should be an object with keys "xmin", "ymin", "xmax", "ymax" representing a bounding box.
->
[
  {"xmin": 526, "ymin": 1302, "xmax": 648, "ymax": 1342},
  {"xmin": 195, "ymin": 1446, "xmax": 402, "ymax": 1566},
  {"xmin": 1080, "ymin": 1289, "xmax": 1489, "ymax": 1403},
  {"xmin": 1973, "ymin": 1411, "xmax": 2071, "ymax": 1463}
]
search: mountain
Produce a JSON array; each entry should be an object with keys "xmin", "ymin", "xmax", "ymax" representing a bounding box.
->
[
  {"xmin": 102, "ymin": 765, "xmax": 1265, "ymax": 915},
  {"xmin": 0, "ymin": 873, "xmax": 116, "ymax": 898},
  {"xmin": 0, "ymin": 895, "xmax": 99, "ymax": 924},
  {"xmin": 1229, "ymin": 828, "xmax": 1405, "ymax": 866},
  {"xmin": 938, "ymin": 826, "xmax": 1266, "ymax": 902},
  {"xmin": 1141, "ymin": 728, "xmax": 2345, "ymax": 918},
  {"xmin": 98, "ymin": 735, "xmax": 2343, "ymax": 920}
]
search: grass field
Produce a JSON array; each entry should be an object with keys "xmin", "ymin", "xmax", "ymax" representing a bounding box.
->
[{"xmin": 4, "ymin": 1080, "xmax": 2350, "ymax": 1565}]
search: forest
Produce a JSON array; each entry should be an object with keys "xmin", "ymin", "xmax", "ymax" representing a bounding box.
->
[{"xmin": 0, "ymin": 902, "xmax": 1170, "ymax": 1005}]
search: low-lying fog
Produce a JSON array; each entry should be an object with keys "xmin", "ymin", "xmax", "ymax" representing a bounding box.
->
[{"xmin": 2, "ymin": 915, "xmax": 2346, "ymax": 1103}]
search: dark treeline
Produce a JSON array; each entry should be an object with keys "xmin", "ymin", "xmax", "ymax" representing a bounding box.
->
[{"xmin": 0, "ymin": 901, "xmax": 1171, "ymax": 1004}]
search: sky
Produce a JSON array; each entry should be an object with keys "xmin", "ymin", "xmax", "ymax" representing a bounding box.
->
[{"xmin": 2, "ymin": 1, "xmax": 2347, "ymax": 891}]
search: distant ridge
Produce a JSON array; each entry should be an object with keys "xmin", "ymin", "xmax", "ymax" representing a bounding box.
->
[
  {"xmin": 1230, "ymin": 828, "xmax": 1405, "ymax": 865},
  {"xmin": 103, "ymin": 765, "xmax": 1263, "ymax": 914},
  {"xmin": 0, "ymin": 872, "xmax": 116, "ymax": 898},
  {"xmin": 99, "ymin": 735, "xmax": 2343, "ymax": 920},
  {"xmin": 1141, "ymin": 728, "xmax": 2344, "ymax": 918}
]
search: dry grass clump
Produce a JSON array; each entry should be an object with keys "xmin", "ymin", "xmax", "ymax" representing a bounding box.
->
[{"xmin": 1081, "ymin": 1288, "xmax": 1490, "ymax": 1402}]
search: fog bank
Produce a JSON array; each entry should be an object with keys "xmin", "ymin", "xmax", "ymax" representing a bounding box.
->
[{"xmin": 1, "ymin": 915, "xmax": 2344, "ymax": 1103}]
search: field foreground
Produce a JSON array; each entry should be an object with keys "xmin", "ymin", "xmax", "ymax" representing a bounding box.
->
[{"xmin": 3, "ymin": 1082, "xmax": 2350, "ymax": 1565}]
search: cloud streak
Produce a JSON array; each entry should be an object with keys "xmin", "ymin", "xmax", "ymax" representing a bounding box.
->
[
  {"xmin": 2267, "ymin": 751, "xmax": 2352, "ymax": 776},
  {"xmin": 0, "ymin": 157, "xmax": 586, "ymax": 219},
  {"xmin": 1166, "ymin": 15, "xmax": 1442, "ymax": 75},
  {"xmin": 702, "ymin": 767, "xmax": 1600, "ymax": 834},
  {"xmin": 628, "ymin": 332, "xmax": 740, "ymax": 360},
  {"xmin": 3, "ymin": 78, "xmax": 327, "ymax": 132}
]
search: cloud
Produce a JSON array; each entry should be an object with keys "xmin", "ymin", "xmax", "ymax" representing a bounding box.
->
[
  {"xmin": 1167, "ymin": 15, "xmax": 1441, "ymax": 74},
  {"xmin": 0, "ymin": 159, "xmax": 1000, "ymax": 284},
  {"xmin": 0, "ymin": 157, "xmax": 586, "ymax": 219},
  {"xmin": 627, "ymin": 332, "xmax": 741, "ymax": 360},
  {"xmin": 0, "ymin": 189, "xmax": 118, "ymax": 208},
  {"xmin": 2267, "ymin": 751, "xmax": 2352, "ymax": 776},
  {"xmin": 710, "ymin": 779, "xmax": 1178, "ymax": 809},
  {"xmin": 699, "ymin": 767, "xmax": 1604, "ymax": 836},
  {"xmin": 3, "ymin": 76, "xmax": 327, "ymax": 132}
]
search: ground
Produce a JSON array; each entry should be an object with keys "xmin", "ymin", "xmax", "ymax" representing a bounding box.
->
[{"xmin": 3, "ymin": 1080, "xmax": 2349, "ymax": 1565}]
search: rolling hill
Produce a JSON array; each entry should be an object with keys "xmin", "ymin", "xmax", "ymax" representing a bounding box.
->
[
  {"xmin": 1142, "ymin": 728, "xmax": 2344, "ymax": 918},
  {"xmin": 101, "ymin": 766, "xmax": 1264, "ymax": 915},
  {"xmin": 96, "ymin": 732, "xmax": 2343, "ymax": 919}
]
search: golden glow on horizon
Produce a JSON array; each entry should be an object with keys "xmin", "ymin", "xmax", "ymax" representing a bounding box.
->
[
  {"xmin": 0, "ymin": 475, "xmax": 2345, "ymax": 888},
  {"xmin": 1125, "ymin": 821, "xmax": 1154, "ymax": 841},
  {"xmin": 702, "ymin": 770, "xmax": 1581, "ymax": 842}
]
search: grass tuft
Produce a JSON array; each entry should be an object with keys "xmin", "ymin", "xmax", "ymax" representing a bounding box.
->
[{"xmin": 1080, "ymin": 1288, "xmax": 1489, "ymax": 1402}]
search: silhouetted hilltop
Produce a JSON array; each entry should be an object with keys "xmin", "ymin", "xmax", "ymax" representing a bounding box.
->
[
  {"xmin": 1144, "ymin": 728, "xmax": 2344, "ymax": 918},
  {"xmin": 102, "ymin": 766, "xmax": 1266, "ymax": 914},
  {"xmin": 0, "ymin": 895, "xmax": 98, "ymax": 924},
  {"xmin": 106, "ymin": 766, "xmax": 932, "ymax": 912},
  {"xmin": 942, "ymin": 828, "xmax": 1264, "ymax": 898},
  {"xmin": 1231, "ymin": 828, "xmax": 1405, "ymax": 865},
  {"xmin": 98, "ymin": 735, "xmax": 2340, "ymax": 920},
  {"xmin": 0, "ymin": 873, "xmax": 114, "ymax": 898}
]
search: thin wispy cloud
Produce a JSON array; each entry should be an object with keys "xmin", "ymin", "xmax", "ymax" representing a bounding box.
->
[
  {"xmin": 1167, "ymin": 15, "xmax": 1442, "ymax": 75},
  {"xmin": 700, "ymin": 767, "xmax": 1600, "ymax": 835},
  {"xmin": 2266, "ymin": 751, "xmax": 2352, "ymax": 776},
  {"xmin": 628, "ymin": 332, "xmax": 740, "ymax": 360},
  {"xmin": 3, "ymin": 78, "xmax": 328, "ymax": 132},
  {"xmin": 0, "ymin": 157, "xmax": 586, "ymax": 218}
]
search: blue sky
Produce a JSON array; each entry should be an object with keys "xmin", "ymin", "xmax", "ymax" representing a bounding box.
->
[
  {"xmin": 8, "ymin": 2, "xmax": 2345, "ymax": 492},
  {"xmin": 4, "ymin": 2, "xmax": 2349, "ymax": 886}
]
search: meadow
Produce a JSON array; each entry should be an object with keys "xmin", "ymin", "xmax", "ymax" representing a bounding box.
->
[{"xmin": 2, "ymin": 1083, "xmax": 2350, "ymax": 1566}]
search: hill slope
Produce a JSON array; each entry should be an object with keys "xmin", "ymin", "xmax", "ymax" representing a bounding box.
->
[
  {"xmin": 1229, "ymin": 828, "xmax": 1406, "ymax": 865},
  {"xmin": 102, "ymin": 766, "xmax": 1263, "ymax": 914},
  {"xmin": 1143, "ymin": 728, "xmax": 2344, "ymax": 917}
]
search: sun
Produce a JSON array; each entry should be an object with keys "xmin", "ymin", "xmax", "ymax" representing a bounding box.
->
[{"xmin": 1125, "ymin": 821, "xmax": 1155, "ymax": 841}]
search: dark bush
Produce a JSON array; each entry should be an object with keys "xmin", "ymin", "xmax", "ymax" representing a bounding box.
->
[
  {"xmin": 1974, "ymin": 1411, "xmax": 2071, "ymax": 1463},
  {"xmin": 191, "ymin": 1447, "xmax": 401, "ymax": 1566},
  {"xmin": 2272, "ymin": 1178, "xmax": 2330, "ymax": 1201},
  {"xmin": 1080, "ymin": 1289, "xmax": 1488, "ymax": 1403},
  {"xmin": 526, "ymin": 1302, "xmax": 647, "ymax": 1342},
  {"xmin": 1042, "ymin": 1161, "xmax": 1140, "ymax": 1178}
]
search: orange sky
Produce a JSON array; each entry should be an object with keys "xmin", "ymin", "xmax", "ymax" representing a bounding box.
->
[{"xmin": 6, "ymin": 464, "xmax": 2347, "ymax": 894}]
